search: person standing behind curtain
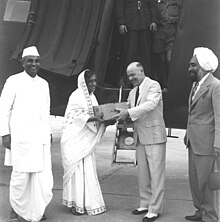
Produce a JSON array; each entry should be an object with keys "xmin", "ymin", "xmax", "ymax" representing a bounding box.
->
[
  {"xmin": 115, "ymin": 0, "xmax": 157, "ymax": 87},
  {"xmin": 152, "ymin": 0, "xmax": 182, "ymax": 91},
  {"xmin": 61, "ymin": 69, "xmax": 106, "ymax": 216},
  {"xmin": 0, "ymin": 46, "xmax": 53, "ymax": 222},
  {"xmin": 184, "ymin": 47, "xmax": 220, "ymax": 222}
]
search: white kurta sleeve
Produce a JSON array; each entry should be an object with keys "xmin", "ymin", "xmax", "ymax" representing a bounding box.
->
[
  {"xmin": 0, "ymin": 77, "xmax": 16, "ymax": 136},
  {"xmin": 40, "ymin": 80, "xmax": 52, "ymax": 144},
  {"xmin": 44, "ymin": 82, "xmax": 51, "ymax": 134}
]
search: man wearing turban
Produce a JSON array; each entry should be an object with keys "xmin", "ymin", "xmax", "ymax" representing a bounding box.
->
[
  {"xmin": 0, "ymin": 46, "xmax": 53, "ymax": 222},
  {"xmin": 184, "ymin": 47, "xmax": 220, "ymax": 222}
]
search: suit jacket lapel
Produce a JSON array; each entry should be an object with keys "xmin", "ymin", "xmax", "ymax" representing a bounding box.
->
[
  {"xmin": 191, "ymin": 86, "xmax": 208, "ymax": 106},
  {"xmin": 190, "ymin": 74, "xmax": 213, "ymax": 110},
  {"xmin": 130, "ymin": 87, "xmax": 138, "ymax": 107},
  {"xmin": 188, "ymin": 85, "xmax": 194, "ymax": 112},
  {"xmin": 136, "ymin": 78, "xmax": 150, "ymax": 106}
]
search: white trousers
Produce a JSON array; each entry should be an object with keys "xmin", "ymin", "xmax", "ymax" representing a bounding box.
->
[
  {"xmin": 10, "ymin": 145, "xmax": 53, "ymax": 222},
  {"xmin": 136, "ymin": 142, "xmax": 166, "ymax": 214}
]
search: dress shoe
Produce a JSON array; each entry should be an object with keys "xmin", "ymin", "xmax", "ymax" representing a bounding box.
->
[
  {"xmin": 142, "ymin": 213, "xmax": 160, "ymax": 222},
  {"xmin": 132, "ymin": 208, "xmax": 148, "ymax": 215},
  {"xmin": 40, "ymin": 214, "xmax": 47, "ymax": 221},
  {"xmin": 8, "ymin": 219, "xmax": 18, "ymax": 222},
  {"xmin": 185, "ymin": 215, "xmax": 202, "ymax": 221}
]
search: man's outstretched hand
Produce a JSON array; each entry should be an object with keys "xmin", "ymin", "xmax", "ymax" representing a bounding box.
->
[{"xmin": 112, "ymin": 109, "xmax": 129, "ymax": 121}]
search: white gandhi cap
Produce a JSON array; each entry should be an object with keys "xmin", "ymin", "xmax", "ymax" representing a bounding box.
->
[{"xmin": 22, "ymin": 46, "xmax": 40, "ymax": 58}]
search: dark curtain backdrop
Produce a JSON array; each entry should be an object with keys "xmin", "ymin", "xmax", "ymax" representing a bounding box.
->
[{"xmin": 12, "ymin": 0, "xmax": 106, "ymax": 77}]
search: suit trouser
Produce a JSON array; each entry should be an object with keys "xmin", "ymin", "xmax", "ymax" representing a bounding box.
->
[
  {"xmin": 188, "ymin": 148, "xmax": 218, "ymax": 222},
  {"xmin": 136, "ymin": 142, "xmax": 166, "ymax": 214}
]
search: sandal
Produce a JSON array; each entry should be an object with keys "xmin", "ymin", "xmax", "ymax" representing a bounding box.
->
[{"xmin": 71, "ymin": 208, "xmax": 84, "ymax": 216}]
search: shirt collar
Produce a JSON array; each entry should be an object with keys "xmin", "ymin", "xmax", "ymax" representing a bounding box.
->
[
  {"xmin": 138, "ymin": 77, "xmax": 147, "ymax": 92},
  {"xmin": 196, "ymin": 73, "xmax": 210, "ymax": 87},
  {"xmin": 23, "ymin": 71, "xmax": 38, "ymax": 80}
]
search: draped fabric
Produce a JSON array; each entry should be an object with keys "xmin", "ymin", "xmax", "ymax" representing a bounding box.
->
[
  {"xmin": 12, "ymin": 0, "xmax": 105, "ymax": 77},
  {"xmin": 193, "ymin": 47, "xmax": 218, "ymax": 72},
  {"xmin": 10, "ymin": 144, "xmax": 53, "ymax": 222},
  {"xmin": 61, "ymin": 70, "xmax": 106, "ymax": 215},
  {"xmin": 168, "ymin": 0, "xmax": 220, "ymax": 94}
]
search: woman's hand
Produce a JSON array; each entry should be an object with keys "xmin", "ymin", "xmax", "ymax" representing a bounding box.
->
[
  {"xmin": 95, "ymin": 116, "xmax": 105, "ymax": 123},
  {"xmin": 112, "ymin": 109, "xmax": 129, "ymax": 121},
  {"xmin": 104, "ymin": 119, "xmax": 116, "ymax": 126},
  {"xmin": 88, "ymin": 116, "xmax": 104, "ymax": 123}
]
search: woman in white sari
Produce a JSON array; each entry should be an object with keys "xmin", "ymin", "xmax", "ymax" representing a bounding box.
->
[{"xmin": 61, "ymin": 70, "xmax": 106, "ymax": 216}]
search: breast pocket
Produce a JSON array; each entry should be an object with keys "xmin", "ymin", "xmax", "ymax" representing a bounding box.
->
[
  {"xmin": 195, "ymin": 97, "xmax": 212, "ymax": 114},
  {"xmin": 198, "ymin": 93, "xmax": 210, "ymax": 105}
]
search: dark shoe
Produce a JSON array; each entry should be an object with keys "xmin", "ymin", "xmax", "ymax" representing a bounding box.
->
[
  {"xmin": 162, "ymin": 88, "xmax": 168, "ymax": 92},
  {"xmin": 71, "ymin": 207, "xmax": 84, "ymax": 216},
  {"xmin": 8, "ymin": 219, "xmax": 18, "ymax": 222},
  {"xmin": 132, "ymin": 209, "xmax": 148, "ymax": 215},
  {"xmin": 40, "ymin": 214, "xmax": 47, "ymax": 221},
  {"xmin": 185, "ymin": 215, "xmax": 202, "ymax": 221},
  {"xmin": 8, "ymin": 208, "xmax": 18, "ymax": 222},
  {"xmin": 142, "ymin": 214, "xmax": 160, "ymax": 222}
]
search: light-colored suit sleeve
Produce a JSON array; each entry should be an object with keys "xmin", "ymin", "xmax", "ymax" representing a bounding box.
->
[
  {"xmin": 212, "ymin": 83, "xmax": 220, "ymax": 149},
  {"xmin": 128, "ymin": 81, "xmax": 162, "ymax": 122},
  {"xmin": 0, "ymin": 77, "xmax": 16, "ymax": 136}
]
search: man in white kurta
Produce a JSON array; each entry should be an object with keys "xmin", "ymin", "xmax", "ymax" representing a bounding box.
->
[{"xmin": 0, "ymin": 46, "xmax": 53, "ymax": 222}]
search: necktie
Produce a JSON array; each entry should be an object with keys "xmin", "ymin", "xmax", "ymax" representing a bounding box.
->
[
  {"xmin": 135, "ymin": 87, "xmax": 139, "ymax": 106},
  {"xmin": 191, "ymin": 82, "xmax": 199, "ymax": 103}
]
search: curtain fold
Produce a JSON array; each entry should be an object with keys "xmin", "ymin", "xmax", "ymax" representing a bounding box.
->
[{"xmin": 12, "ymin": 0, "xmax": 104, "ymax": 77}]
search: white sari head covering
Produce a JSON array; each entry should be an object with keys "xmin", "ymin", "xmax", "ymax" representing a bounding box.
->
[
  {"xmin": 61, "ymin": 70, "xmax": 105, "ymax": 187},
  {"xmin": 77, "ymin": 69, "xmax": 95, "ymax": 117},
  {"xmin": 193, "ymin": 47, "xmax": 218, "ymax": 72}
]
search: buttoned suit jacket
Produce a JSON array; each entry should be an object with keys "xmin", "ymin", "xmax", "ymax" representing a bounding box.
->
[
  {"xmin": 127, "ymin": 77, "xmax": 167, "ymax": 146},
  {"xmin": 115, "ymin": 0, "xmax": 157, "ymax": 30},
  {"xmin": 185, "ymin": 74, "xmax": 220, "ymax": 155}
]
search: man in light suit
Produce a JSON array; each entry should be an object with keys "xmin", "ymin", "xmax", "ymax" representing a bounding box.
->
[
  {"xmin": 184, "ymin": 47, "xmax": 220, "ymax": 222},
  {"xmin": 113, "ymin": 62, "xmax": 167, "ymax": 222}
]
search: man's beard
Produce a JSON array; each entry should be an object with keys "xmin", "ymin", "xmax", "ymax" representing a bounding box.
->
[{"xmin": 190, "ymin": 72, "xmax": 198, "ymax": 82}]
